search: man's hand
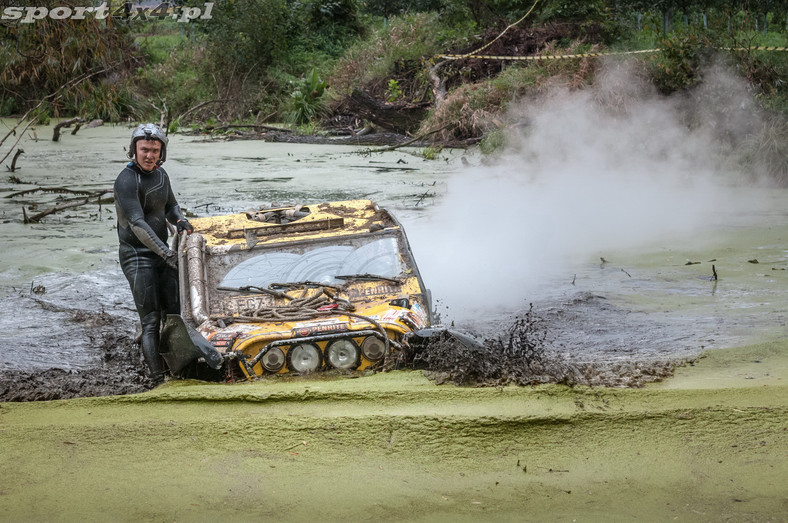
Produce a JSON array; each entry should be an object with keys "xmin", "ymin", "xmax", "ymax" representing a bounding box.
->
[
  {"xmin": 176, "ymin": 218, "xmax": 194, "ymax": 235},
  {"xmin": 165, "ymin": 249, "xmax": 178, "ymax": 270}
]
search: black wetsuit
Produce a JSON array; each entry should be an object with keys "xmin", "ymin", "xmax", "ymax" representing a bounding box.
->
[{"xmin": 114, "ymin": 161, "xmax": 186, "ymax": 378}]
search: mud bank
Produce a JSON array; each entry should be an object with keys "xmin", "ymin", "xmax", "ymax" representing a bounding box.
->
[{"xmin": 0, "ymin": 340, "xmax": 786, "ymax": 521}]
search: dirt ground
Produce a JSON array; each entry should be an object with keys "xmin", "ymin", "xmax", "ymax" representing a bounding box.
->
[{"xmin": 0, "ymin": 340, "xmax": 785, "ymax": 521}]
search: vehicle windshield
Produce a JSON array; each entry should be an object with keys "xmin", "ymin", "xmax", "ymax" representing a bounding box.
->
[{"xmin": 218, "ymin": 236, "xmax": 403, "ymax": 290}]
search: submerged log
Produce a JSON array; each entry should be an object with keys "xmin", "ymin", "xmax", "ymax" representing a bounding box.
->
[
  {"xmin": 52, "ymin": 118, "xmax": 85, "ymax": 142},
  {"xmin": 345, "ymin": 89, "xmax": 430, "ymax": 135}
]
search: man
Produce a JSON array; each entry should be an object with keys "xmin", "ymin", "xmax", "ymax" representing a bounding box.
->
[{"xmin": 114, "ymin": 123, "xmax": 193, "ymax": 381}]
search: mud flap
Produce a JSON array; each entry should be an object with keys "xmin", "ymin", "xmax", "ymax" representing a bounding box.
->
[{"xmin": 159, "ymin": 314, "xmax": 224, "ymax": 376}]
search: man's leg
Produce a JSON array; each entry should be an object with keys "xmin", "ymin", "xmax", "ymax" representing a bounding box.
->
[
  {"xmin": 140, "ymin": 310, "xmax": 165, "ymax": 379},
  {"xmin": 120, "ymin": 245, "xmax": 166, "ymax": 381}
]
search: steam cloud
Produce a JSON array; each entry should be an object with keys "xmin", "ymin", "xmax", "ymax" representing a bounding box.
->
[{"xmin": 406, "ymin": 61, "xmax": 771, "ymax": 322}]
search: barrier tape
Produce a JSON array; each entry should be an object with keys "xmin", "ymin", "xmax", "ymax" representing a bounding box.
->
[
  {"xmin": 720, "ymin": 46, "xmax": 788, "ymax": 52},
  {"xmin": 437, "ymin": 46, "xmax": 788, "ymax": 62}
]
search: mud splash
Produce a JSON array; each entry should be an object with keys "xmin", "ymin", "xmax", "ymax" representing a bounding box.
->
[
  {"xmin": 415, "ymin": 296, "xmax": 682, "ymax": 389},
  {"xmin": 0, "ymin": 292, "xmax": 153, "ymax": 401}
]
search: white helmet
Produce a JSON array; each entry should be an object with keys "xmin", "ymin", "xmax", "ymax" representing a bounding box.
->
[{"xmin": 128, "ymin": 123, "xmax": 168, "ymax": 165}]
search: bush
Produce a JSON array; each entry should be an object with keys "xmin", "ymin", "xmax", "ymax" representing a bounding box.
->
[
  {"xmin": 74, "ymin": 81, "xmax": 142, "ymax": 122},
  {"xmin": 648, "ymin": 28, "xmax": 714, "ymax": 94},
  {"xmin": 203, "ymin": 0, "xmax": 290, "ymax": 74},
  {"xmin": 328, "ymin": 11, "xmax": 474, "ymax": 101},
  {"xmin": 0, "ymin": 6, "xmax": 135, "ymax": 116},
  {"xmin": 286, "ymin": 68, "xmax": 329, "ymax": 125},
  {"xmin": 135, "ymin": 43, "xmax": 211, "ymax": 123}
]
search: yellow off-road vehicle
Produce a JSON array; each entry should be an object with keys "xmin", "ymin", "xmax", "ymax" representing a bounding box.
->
[{"xmin": 160, "ymin": 200, "xmax": 434, "ymax": 381}]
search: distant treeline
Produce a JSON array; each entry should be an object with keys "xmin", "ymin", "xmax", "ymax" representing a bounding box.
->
[{"xmin": 2, "ymin": 0, "xmax": 788, "ymax": 122}]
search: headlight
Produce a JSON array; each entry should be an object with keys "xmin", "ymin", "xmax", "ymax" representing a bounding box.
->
[
  {"xmin": 361, "ymin": 336, "xmax": 386, "ymax": 362},
  {"xmin": 261, "ymin": 347, "xmax": 285, "ymax": 372},
  {"xmin": 326, "ymin": 339, "xmax": 359, "ymax": 370},
  {"xmin": 288, "ymin": 343, "xmax": 322, "ymax": 373}
]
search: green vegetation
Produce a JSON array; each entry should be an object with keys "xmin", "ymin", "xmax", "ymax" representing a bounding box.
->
[
  {"xmin": 2, "ymin": 0, "xmax": 788, "ymax": 179},
  {"xmin": 285, "ymin": 68, "xmax": 329, "ymax": 125}
]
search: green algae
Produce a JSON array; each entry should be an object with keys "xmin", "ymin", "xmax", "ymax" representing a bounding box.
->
[{"xmin": 1, "ymin": 342, "xmax": 786, "ymax": 521}]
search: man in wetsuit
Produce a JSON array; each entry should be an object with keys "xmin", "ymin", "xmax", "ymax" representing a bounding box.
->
[{"xmin": 114, "ymin": 123, "xmax": 193, "ymax": 381}]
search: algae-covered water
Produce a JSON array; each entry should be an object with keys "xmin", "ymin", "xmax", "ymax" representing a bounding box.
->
[{"xmin": 0, "ymin": 342, "xmax": 785, "ymax": 521}]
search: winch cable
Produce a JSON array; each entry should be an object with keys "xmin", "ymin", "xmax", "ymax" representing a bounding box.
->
[
  {"xmin": 214, "ymin": 286, "xmax": 395, "ymax": 364},
  {"xmin": 455, "ymin": 0, "xmax": 540, "ymax": 59}
]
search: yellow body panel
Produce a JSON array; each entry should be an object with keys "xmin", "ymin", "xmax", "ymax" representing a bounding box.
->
[{"xmin": 191, "ymin": 199, "xmax": 397, "ymax": 250}]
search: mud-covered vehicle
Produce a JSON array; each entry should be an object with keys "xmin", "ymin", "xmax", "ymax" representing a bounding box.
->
[{"xmin": 161, "ymin": 200, "xmax": 434, "ymax": 381}]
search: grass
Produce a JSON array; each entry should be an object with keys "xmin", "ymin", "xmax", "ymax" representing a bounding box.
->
[{"xmin": 136, "ymin": 32, "xmax": 184, "ymax": 65}]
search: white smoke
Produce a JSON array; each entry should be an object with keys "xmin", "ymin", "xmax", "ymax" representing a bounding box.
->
[{"xmin": 406, "ymin": 60, "xmax": 770, "ymax": 322}]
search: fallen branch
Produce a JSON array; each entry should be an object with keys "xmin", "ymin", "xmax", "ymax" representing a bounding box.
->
[
  {"xmin": 53, "ymin": 117, "xmax": 85, "ymax": 142},
  {"xmin": 6, "ymin": 186, "xmax": 95, "ymax": 198},
  {"xmin": 24, "ymin": 189, "xmax": 114, "ymax": 224},
  {"xmin": 208, "ymin": 124, "xmax": 293, "ymax": 133},
  {"xmin": 365, "ymin": 123, "xmax": 452, "ymax": 154},
  {"xmin": 0, "ymin": 119, "xmax": 36, "ymax": 166}
]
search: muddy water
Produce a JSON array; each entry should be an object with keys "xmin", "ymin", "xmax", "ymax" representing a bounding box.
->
[
  {"xmin": 0, "ymin": 121, "xmax": 462, "ymax": 373},
  {"xmin": 1, "ymin": 120, "xmax": 787, "ymax": 385}
]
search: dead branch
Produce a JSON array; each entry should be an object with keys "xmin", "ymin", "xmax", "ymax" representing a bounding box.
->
[
  {"xmin": 23, "ymin": 189, "xmax": 114, "ymax": 224},
  {"xmin": 0, "ymin": 119, "xmax": 35, "ymax": 166},
  {"xmin": 53, "ymin": 117, "xmax": 85, "ymax": 142},
  {"xmin": 6, "ymin": 186, "xmax": 96, "ymax": 198},
  {"xmin": 150, "ymin": 99, "xmax": 169, "ymax": 131},
  {"xmin": 176, "ymin": 99, "xmax": 228, "ymax": 123},
  {"xmin": 5, "ymin": 148, "xmax": 23, "ymax": 172},
  {"xmin": 366, "ymin": 123, "xmax": 452, "ymax": 154},
  {"xmin": 346, "ymin": 88, "xmax": 430, "ymax": 134},
  {"xmin": 209, "ymin": 124, "xmax": 293, "ymax": 133}
]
